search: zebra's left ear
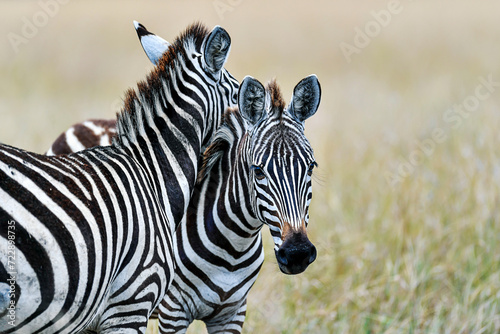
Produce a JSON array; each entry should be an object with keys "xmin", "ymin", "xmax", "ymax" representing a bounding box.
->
[
  {"xmin": 288, "ymin": 74, "xmax": 321, "ymax": 122},
  {"xmin": 204, "ymin": 26, "xmax": 231, "ymax": 74},
  {"xmin": 134, "ymin": 21, "xmax": 171, "ymax": 65},
  {"xmin": 238, "ymin": 76, "xmax": 267, "ymax": 125}
]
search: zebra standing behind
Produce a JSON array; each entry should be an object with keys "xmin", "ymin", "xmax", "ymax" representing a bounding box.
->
[
  {"xmin": 45, "ymin": 75, "xmax": 321, "ymax": 333},
  {"xmin": 46, "ymin": 119, "xmax": 116, "ymax": 156},
  {"xmin": 0, "ymin": 22, "xmax": 238, "ymax": 333}
]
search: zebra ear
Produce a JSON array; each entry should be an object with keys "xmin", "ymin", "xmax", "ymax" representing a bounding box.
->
[
  {"xmin": 238, "ymin": 76, "xmax": 267, "ymax": 125},
  {"xmin": 288, "ymin": 74, "xmax": 321, "ymax": 122},
  {"xmin": 134, "ymin": 20, "xmax": 171, "ymax": 65},
  {"xmin": 204, "ymin": 26, "xmax": 231, "ymax": 74}
]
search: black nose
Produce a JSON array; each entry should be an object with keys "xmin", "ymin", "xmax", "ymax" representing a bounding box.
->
[{"xmin": 276, "ymin": 233, "xmax": 316, "ymax": 275}]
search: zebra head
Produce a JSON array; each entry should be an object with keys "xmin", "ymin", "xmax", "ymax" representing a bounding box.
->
[
  {"xmin": 132, "ymin": 21, "xmax": 239, "ymax": 148},
  {"xmin": 239, "ymin": 75, "xmax": 321, "ymax": 275}
]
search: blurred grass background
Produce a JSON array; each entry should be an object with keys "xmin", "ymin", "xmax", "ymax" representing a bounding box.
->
[{"xmin": 1, "ymin": 0, "xmax": 499, "ymax": 333}]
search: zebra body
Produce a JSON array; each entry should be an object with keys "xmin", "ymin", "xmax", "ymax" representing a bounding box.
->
[
  {"xmin": 1, "ymin": 144, "xmax": 171, "ymax": 333},
  {"xmin": 0, "ymin": 22, "xmax": 238, "ymax": 333},
  {"xmin": 45, "ymin": 76, "xmax": 321, "ymax": 333}
]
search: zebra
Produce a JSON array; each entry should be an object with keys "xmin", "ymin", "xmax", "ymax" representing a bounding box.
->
[
  {"xmin": 46, "ymin": 119, "xmax": 116, "ymax": 156},
  {"xmin": 0, "ymin": 21, "xmax": 238, "ymax": 333},
  {"xmin": 157, "ymin": 75, "xmax": 320, "ymax": 333},
  {"xmin": 44, "ymin": 75, "xmax": 321, "ymax": 333},
  {"xmin": 46, "ymin": 21, "xmax": 237, "ymax": 158}
]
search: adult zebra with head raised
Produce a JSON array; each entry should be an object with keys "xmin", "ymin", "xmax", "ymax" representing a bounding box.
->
[{"xmin": 0, "ymin": 22, "xmax": 238, "ymax": 333}]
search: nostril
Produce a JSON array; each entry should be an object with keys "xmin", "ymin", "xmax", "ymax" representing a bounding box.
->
[
  {"xmin": 277, "ymin": 248, "xmax": 288, "ymax": 266},
  {"xmin": 308, "ymin": 245, "xmax": 317, "ymax": 264}
]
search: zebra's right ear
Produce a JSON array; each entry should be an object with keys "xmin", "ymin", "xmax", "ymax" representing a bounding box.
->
[
  {"xmin": 204, "ymin": 26, "xmax": 231, "ymax": 74},
  {"xmin": 238, "ymin": 76, "xmax": 266, "ymax": 125},
  {"xmin": 134, "ymin": 20, "xmax": 171, "ymax": 65}
]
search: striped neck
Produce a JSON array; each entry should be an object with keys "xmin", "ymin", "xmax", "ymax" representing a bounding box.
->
[
  {"xmin": 195, "ymin": 108, "xmax": 262, "ymax": 253},
  {"xmin": 113, "ymin": 23, "xmax": 230, "ymax": 228}
]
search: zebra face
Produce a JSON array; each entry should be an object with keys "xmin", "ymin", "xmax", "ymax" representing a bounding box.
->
[
  {"xmin": 239, "ymin": 75, "xmax": 321, "ymax": 275},
  {"xmin": 251, "ymin": 134, "xmax": 317, "ymax": 275}
]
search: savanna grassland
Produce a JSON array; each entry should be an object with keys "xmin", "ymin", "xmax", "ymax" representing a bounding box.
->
[{"xmin": 1, "ymin": 1, "xmax": 499, "ymax": 333}]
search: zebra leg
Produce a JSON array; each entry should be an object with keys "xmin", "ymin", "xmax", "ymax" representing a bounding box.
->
[
  {"xmin": 157, "ymin": 290, "xmax": 191, "ymax": 334},
  {"xmin": 205, "ymin": 302, "xmax": 247, "ymax": 334}
]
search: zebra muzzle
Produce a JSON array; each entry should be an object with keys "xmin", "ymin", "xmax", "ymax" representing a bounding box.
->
[{"xmin": 275, "ymin": 232, "xmax": 317, "ymax": 275}]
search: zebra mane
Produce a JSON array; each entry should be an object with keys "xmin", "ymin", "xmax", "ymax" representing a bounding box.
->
[
  {"xmin": 197, "ymin": 80, "xmax": 286, "ymax": 182},
  {"xmin": 266, "ymin": 79, "xmax": 286, "ymax": 119},
  {"xmin": 115, "ymin": 22, "xmax": 210, "ymax": 146},
  {"xmin": 197, "ymin": 107, "xmax": 243, "ymax": 182}
]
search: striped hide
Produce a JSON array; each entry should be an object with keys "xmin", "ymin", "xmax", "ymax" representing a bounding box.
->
[
  {"xmin": 156, "ymin": 76, "xmax": 321, "ymax": 333},
  {"xmin": 44, "ymin": 75, "xmax": 321, "ymax": 334},
  {"xmin": 0, "ymin": 21, "xmax": 238, "ymax": 333}
]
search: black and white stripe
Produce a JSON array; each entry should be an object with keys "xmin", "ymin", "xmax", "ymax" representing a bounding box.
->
[
  {"xmin": 41, "ymin": 76, "xmax": 321, "ymax": 333},
  {"xmin": 0, "ymin": 21, "xmax": 238, "ymax": 333},
  {"xmin": 157, "ymin": 76, "xmax": 321, "ymax": 333}
]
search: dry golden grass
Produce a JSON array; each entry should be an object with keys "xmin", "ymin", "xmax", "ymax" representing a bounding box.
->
[{"xmin": 1, "ymin": 1, "xmax": 499, "ymax": 333}]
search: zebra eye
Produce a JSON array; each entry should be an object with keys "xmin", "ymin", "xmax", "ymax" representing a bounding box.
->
[
  {"xmin": 307, "ymin": 162, "xmax": 317, "ymax": 176},
  {"xmin": 251, "ymin": 165, "xmax": 266, "ymax": 180}
]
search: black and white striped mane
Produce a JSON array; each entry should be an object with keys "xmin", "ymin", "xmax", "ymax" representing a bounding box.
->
[{"xmin": 116, "ymin": 22, "xmax": 210, "ymax": 146}]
